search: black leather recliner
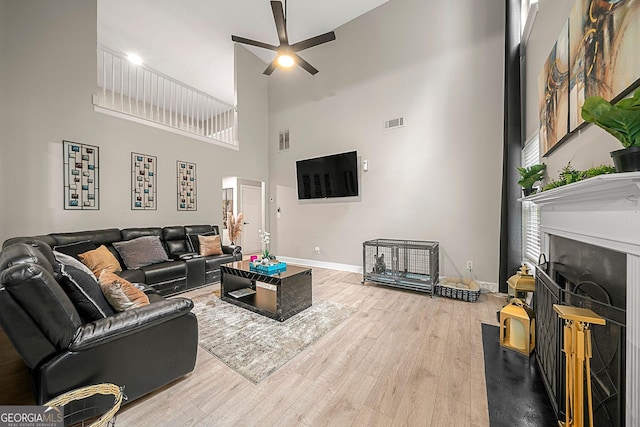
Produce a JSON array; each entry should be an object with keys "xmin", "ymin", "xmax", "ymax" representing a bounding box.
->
[{"xmin": 0, "ymin": 241, "xmax": 198, "ymax": 404}]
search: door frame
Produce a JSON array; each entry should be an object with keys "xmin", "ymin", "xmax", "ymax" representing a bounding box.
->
[{"xmin": 226, "ymin": 178, "xmax": 265, "ymax": 254}]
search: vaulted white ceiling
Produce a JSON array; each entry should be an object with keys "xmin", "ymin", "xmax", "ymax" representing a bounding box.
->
[{"xmin": 97, "ymin": 0, "xmax": 388, "ymax": 104}]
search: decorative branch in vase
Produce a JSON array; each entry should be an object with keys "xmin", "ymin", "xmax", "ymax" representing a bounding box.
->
[{"xmin": 227, "ymin": 211, "xmax": 244, "ymax": 245}]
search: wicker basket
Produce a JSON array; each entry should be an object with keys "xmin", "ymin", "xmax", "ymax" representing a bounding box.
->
[
  {"xmin": 435, "ymin": 278, "xmax": 481, "ymax": 302},
  {"xmin": 45, "ymin": 383, "xmax": 125, "ymax": 427}
]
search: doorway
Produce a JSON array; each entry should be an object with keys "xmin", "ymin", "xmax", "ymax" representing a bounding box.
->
[
  {"xmin": 222, "ymin": 177, "xmax": 264, "ymax": 254},
  {"xmin": 240, "ymin": 184, "xmax": 262, "ymax": 253}
]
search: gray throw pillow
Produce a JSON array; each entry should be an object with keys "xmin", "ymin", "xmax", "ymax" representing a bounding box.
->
[
  {"xmin": 112, "ymin": 236, "xmax": 170, "ymax": 270},
  {"xmin": 58, "ymin": 264, "xmax": 115, "ymax": 322},
  {"xmin": 53, "ymin": 250, "xmax": 97, "ymax": 280}
]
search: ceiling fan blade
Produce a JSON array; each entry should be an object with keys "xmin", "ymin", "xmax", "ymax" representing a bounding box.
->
[
  {"xmin": 294, "ymin": 53, "xmax": 319, "ymax": 75},
  {"xmin": 271, "ymin": 1, "xmax": 288, "ymax": 45},
  {"xmin": 291, "ymin": 31, "xmax": 336, "ymax": 52},
  {"xmin": 263, "ymin": 58, "xmax": 278, "ymax": 75},
  {"xmin": 231, "ymin": 35, "xmax": 279, "ymax": 51}
]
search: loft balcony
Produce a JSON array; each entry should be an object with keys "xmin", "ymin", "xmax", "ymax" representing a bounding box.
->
[{"xmin": 94, "ymin": 46, "xmax": 237, "ymax": 149}]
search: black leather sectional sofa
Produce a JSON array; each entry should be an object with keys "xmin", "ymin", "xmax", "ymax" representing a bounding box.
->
[
  {"xmin": 0, "ymin": 240, "xmax": 199, "ymax": 407},
  {"xmin": 2, "ymin": 224, "xmax": 242, "ymax": 297},
  {"xmin": 0, "ymin": 224, "xmax": 241, "ymax": 409}
]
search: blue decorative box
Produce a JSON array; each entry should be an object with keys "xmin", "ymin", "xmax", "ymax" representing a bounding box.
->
[{"xmin": 250, "ymin": 261, "xmax": 287, "ymax": 274}]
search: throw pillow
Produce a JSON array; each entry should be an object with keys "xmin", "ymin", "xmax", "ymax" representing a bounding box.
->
[
  {"xmin": 53, "ymin": 250, "xmax": 97, "ymax": 280},
  {"xmin": 78, "ymin": 245, "xmax": 122, "ymax": 277},
  {"xmin": 198, "ymin": 234, "xmax": 223, "ymax": 256},
  {"xmin": 58, "ymin": 264, "xmax": 115, "ymax": 322},
  {"xmin": 186, "ymin": 231, "xmax": 215, "ymax": 254},
  {"xmin": 112, "ymin": 236, "xmax": 170, "ymax": 270},
  {"xmin": 98, "ymin": 271, "xmax": 150, "ymax": 311},
  {"xmin": 53, "ymin": 240, "xmax": 97, "ymax": 260}
]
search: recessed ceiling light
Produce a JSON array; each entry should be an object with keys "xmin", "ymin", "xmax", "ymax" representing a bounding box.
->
[{"xmin": 127, "ymin": 53, "xmax": 143, "ymax": 65}]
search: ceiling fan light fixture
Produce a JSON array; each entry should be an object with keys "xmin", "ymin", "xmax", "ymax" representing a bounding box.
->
[
  {"xmin": 277, "ymin": 53, "xmax": 295, "ymax": 68},
  {"xmin": 231, "ymin": 1, "xmax": 335, "ymax": 75}
]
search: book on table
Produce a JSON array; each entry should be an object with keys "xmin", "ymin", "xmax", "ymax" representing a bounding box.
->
[{"xmin": 228, "ymin": 288, "xmax": 256, "ymax": 299}]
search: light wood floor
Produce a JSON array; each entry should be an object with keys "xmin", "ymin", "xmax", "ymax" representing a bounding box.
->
[{"xmin": 0, "ymin": 267, "xmax": 506, "ymax": 426}]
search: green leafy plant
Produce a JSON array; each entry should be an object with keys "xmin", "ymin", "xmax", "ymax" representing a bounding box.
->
[
  {"xmin": 517, "ymin": 164, "xmax": 546, "ymax": 189},
  {"xmin": 542, "ymin": 163, "xmax": 616, "ymax": 191},
  {"xmin": 581, "ymin": 87, "xmax": 640, "ymax": 148},
  {"xmin": 583, "ymin": 164, "xmax": 617, "ymax": 178}
]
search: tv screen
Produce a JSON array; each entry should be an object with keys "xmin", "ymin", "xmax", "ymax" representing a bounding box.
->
[{"xmin": 296, "ymin": 151, "xmax": 359, "ymax": 199}]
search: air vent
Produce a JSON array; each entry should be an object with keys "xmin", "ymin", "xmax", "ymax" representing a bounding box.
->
[
  {"xmin": 384, "ymin": 117, "xmax": 405, "ymax": 130},
  {"xmin": 279, "ymin": 129, "xmax": 290, "ymax": 151}
]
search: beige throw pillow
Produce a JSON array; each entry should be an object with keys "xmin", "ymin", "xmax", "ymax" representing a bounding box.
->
[
  {"xmin": 78, "ymin": 245, "xmax": 122, "ymax": 277},
  {"xmin": 198, "ymin": 234, "xmax": 223, "ymax": 256},
  {"xmin": 98, "ymin": 271, "xmax": 150, "ymax": 311}
]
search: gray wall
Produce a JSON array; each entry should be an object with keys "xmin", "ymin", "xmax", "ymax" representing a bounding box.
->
[
  {"xmin": 0, "ymin": 0, "xmax": 6, "ymax": 230},
  {"xmin": 524, "ymin": 0, "xmax": 621, "ymax": 178},
  {"xmin": 0, "ymin": 0, "xmax": 268, "ymax": 243},
  {"xmin": 267, "ymin": 0, "xmax": 506, "ymax": 283}
]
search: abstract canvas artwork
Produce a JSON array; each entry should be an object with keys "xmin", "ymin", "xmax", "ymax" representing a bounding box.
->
[
  {"xmin": 131, "ymin": 153, "xmax": 157, "ymax": 210},
  {"xmin": 177, "ymin": 161, "xmax": 197, "ymax": 211},
  {"xmin": 539, "ymin": 0, "xmax": 640, "ymax": 155},
  {"xmin": 63, "ymin": 141, "xmax": 99, "ymax": 210},
  {"xmin": 538, "ymin": 21, "xmax": 570, "ymax": 154},
  {"xmin": 569, "ymin": 0, "xmax": 640, "ymax": 131}
]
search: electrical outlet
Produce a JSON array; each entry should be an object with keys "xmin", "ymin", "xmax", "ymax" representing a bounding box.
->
[
  {"xmin": 314, "ymin": 246, "xmax": 320, "ymax": 254},
  {"xmin": 466, "ymin": 260, "xmax": 473, "ymax": 270}
]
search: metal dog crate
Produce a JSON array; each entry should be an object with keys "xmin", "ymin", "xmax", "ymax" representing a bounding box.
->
[{"xmin": 362, "ymin": 239, "xmax": 439, "ymax": 295}]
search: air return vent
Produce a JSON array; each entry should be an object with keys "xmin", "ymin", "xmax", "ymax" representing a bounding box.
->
[
  {"xmin": 384, "ymin": 117, "xmax": 404, "ymax": 130},
  {"xmin": 279, "ymin": 129, "xmax": 290, "ymax": 151}
]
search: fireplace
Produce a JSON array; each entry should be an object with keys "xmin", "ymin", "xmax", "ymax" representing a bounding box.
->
[
  {"xmin": 535, "ymin": 236, "xmax": 626, "ymax": 426},
  {"xmin": 526, "ymin": 172, "xmax": 640, "ymax": 427}
]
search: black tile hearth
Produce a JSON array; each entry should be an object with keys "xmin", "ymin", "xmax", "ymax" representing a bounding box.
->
[{"xmin": 482, "ymin": 323, "xmax": 556, "ymax": 427}]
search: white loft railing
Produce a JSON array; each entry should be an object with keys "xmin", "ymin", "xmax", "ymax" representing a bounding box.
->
[{"xmin": 94, "ymin": 46, "xmax": 237, "ymax": 147}]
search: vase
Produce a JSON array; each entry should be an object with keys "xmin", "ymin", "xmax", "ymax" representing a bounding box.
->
[
  {"xmin": 611, "ymin": 146, "xmax": 640, "ymax": 172},
  {"xmin": 522, "ymin": 187, "xmax": 537, "ymax": 197}
]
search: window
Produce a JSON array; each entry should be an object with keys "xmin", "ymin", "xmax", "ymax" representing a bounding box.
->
[{"xmin": 522, "ymin": 134, "xmax": 541, "ymax": 264}]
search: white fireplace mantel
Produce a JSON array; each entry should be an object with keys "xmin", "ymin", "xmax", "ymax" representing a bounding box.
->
[
  {"xmin": 526, "ymin": 171, "xmax": 640, "ymax": 426},
  {"xmin": 525, "ymin": 171, "xmax": 640, "ymax": 256}
]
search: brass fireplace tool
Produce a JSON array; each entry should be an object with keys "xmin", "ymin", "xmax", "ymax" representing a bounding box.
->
[{"xmin": 553, "ymin": 304, "xmax": 606, "ymax": 427}]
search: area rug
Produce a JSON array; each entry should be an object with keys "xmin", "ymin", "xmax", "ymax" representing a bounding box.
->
[
  {"xmin": 481, "ymin": 323, "xmax": 557, "ymax": 427},
  {"xmin": 190, "ymin": 294, "xmax": 356, "ymax": 383}
]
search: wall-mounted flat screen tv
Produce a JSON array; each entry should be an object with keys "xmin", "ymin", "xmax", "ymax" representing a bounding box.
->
[{"xmin": 296, "ymin": 151, "xmax": 358, "ymax": 200}]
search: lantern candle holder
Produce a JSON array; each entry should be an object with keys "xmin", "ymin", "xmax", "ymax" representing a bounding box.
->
[{"xmin": 499, "ymin": 298, "xmax": 535, "ymax": 355}]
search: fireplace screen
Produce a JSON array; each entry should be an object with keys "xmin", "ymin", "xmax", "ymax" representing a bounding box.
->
[{"xmin": 535, "ymin": 236, "xmax": 626, "ymax": 427}]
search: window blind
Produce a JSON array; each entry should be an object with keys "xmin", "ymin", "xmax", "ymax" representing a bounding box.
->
[{"xmin": 522, "ymin": 134, "xmax": 541, "ymax": 263}]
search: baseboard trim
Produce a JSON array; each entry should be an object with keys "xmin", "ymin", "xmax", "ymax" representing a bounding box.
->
[
  {"xmin": 275, "ymin": 257, "xmax": 499, "ymax": 293},
  {"xmin": 276, "ymin": 257, "xmax": 362, "ymax": 274}
]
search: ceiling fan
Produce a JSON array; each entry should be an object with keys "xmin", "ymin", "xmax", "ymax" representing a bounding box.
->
[{"xmin": 231, "ymin": 0, "xmax": 336, "ymax": 75}]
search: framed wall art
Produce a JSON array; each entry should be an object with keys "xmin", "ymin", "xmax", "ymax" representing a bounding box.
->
[
  {"xmin": 569, "ymin": 0, "xmax": 640, "ymax": 132},
  {"xmin": 177, "ymin": 160, "xmax": 197, "ymax": 211},
  {"xmin": 538, "ymin": 21, "xmax": 569, "ymax": 155},
  {"xmin": 540, "ymin": 0, "xmax": 640, "ymax": 156},
  {"xmin": 63, "ymin": 140, "xmax": 99, "ymax": 210},
  {"xmin": 132, "ymin": 153, "xmax": 157, "ymax": 210}
]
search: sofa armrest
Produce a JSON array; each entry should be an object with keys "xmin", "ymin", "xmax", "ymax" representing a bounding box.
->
[
  {"xmin": 222, "ymin": 245, "xmax": 241, "ymax": 256},
  {"xmin": 170, "ymin": 252, "xmax": 197, "ymax": 260},
  {"xmin": 70, "ymin": 298, "xmax": 194, "ymax": 351}
]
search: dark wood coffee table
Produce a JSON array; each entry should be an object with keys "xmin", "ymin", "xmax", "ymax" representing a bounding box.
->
[{"xmin": 220, "ymin": 260, "xmax": 312, "ymax": 321}]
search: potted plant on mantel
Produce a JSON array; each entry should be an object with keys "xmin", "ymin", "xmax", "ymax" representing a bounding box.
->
[
  {"xmin": 517, "ymin": 164, "xmax": 546, "ymax": 196},
  {"xmin": 581, "ymin": 87, "xmax": 640, "ymax": 172}
]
